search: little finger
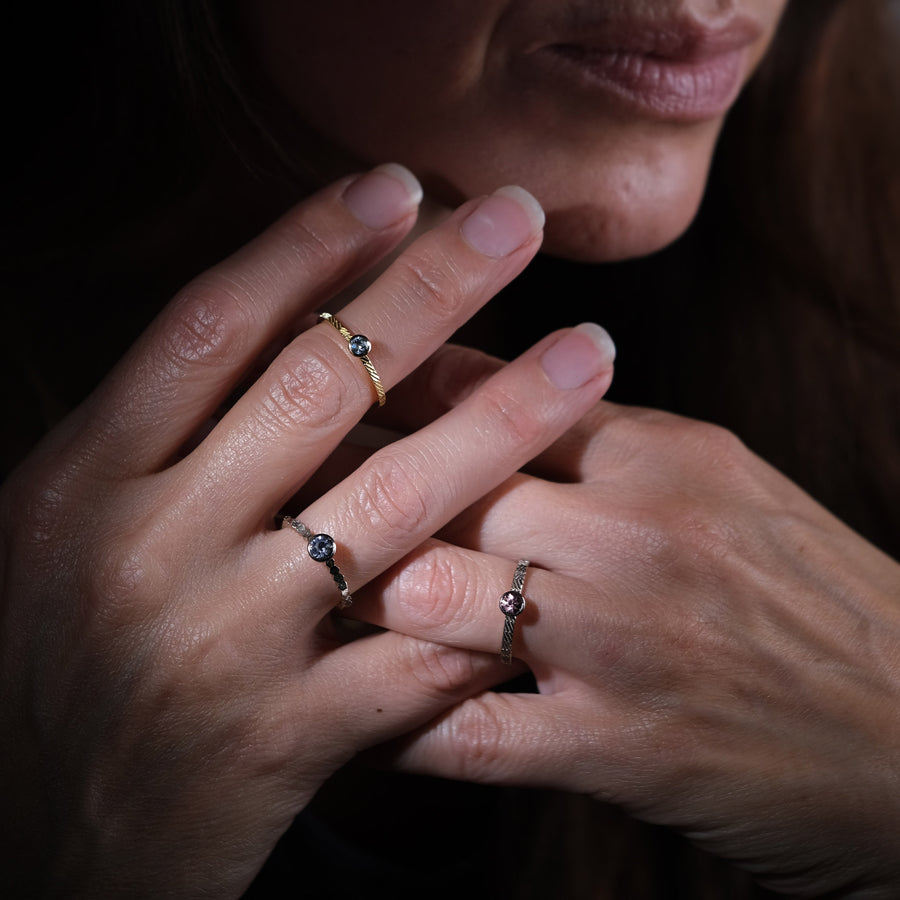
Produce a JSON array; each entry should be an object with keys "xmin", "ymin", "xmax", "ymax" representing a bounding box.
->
[
  {"xmin": 378, "ymin": 690, "xmax": 610, "ymax": 794},
  {"xmin": 297, "ymin": 628, "xmax": 513, "ymax": 758}
]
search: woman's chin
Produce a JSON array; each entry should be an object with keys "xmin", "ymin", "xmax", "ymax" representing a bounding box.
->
[
  {"xmin": 538, "ymin": 185, "xmax": 706, "ymax": 263},
  {"xmin": 422, "ymin": 141, "xmax": 715, "ymax": 264}
]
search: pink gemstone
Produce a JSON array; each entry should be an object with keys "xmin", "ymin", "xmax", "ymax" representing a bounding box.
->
[{"xmin": 499, "ymin": 590, "xmax": 525, "ymax": 616}]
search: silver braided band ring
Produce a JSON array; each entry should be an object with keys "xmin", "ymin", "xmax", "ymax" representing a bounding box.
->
[
  {"xmin": 499, "ymin": 559, "xmax": 529, "ymax": 665},
  {"xmin": 281, "ymin": 516, "xmax": 352, "ymax": 608},
  {"xmin": 319, "ymin": 311, "xmax": 386, "ymax": 407}
]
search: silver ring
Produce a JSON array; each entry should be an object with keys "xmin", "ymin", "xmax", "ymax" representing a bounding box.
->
[
  {"xmin": 499, "ymin": 559, "xmax": 529, "ymax": 665},
  {"xmin": 281, "ymin": 516, "xmax": 352, "ymax": 607}
]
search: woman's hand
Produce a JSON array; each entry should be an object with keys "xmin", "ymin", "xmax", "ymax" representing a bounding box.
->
[
  {"xmin": 0, "ymin": 167, "xmax": 616, "ymax": 898},
  {"xmin": 364, "ymin": 348, "xmax": 900, "ymax": 898}
]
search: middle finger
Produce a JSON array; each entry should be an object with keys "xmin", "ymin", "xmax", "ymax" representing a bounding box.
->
[
  {"xmin": 184, "ymin": 186, "xmax": 546, "ymax": 533},
  {"xmin": 262, "ymin": 323, "xmax": 616, "ymax": 618}
]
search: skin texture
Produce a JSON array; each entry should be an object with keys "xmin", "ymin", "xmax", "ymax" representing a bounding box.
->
[
  {"xmin": 0, "ymin": 172, "xmax": 617, "ymax": 896},
  {"xmin": 239, "ymin": 0, "xmax": 789, "ymax": 260},
  {"xmin": 3, "ymin": 2, "xmax": 900, "ymax": 898},
  {"xmin": 357, "ymin": 347, "xmax": 900, "ymax": 897}
]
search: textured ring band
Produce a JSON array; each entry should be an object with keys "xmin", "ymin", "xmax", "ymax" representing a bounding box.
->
[
  {"xmin": 319, "ymin": 311, "xmax": 386, "ymax": 406},
  {"xmin": 281, "ymin": 515, "xmax": 352, "ymax": 607},
  {"xmin": 499, "ymin": 559, "xmax": 529, "ymax": 665}
]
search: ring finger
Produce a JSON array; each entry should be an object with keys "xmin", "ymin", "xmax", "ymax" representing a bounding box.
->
[{"xmin": 353, "ymin": 538, "xmax": 597, "ymax": 666}]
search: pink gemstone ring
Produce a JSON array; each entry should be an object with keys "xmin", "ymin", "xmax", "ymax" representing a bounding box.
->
[{"xmin": 499, "ymin": 559, "xmax": 529, "ymax": 664}]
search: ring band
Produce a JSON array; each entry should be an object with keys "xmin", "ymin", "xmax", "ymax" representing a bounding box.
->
[
  {"xmin": 499, "ymin": 559, "xmax": 529, "ymax": 665},
  {"xmin": 281, "ymin": 515, "xmax": 352, "ymax": 607},
  {"xmin": 319, "ymin": 311, "xmax": 386, "ymax": 407}
]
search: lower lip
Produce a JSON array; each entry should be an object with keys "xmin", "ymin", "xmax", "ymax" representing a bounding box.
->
[{"xmin": 533, "ymin": 44, "xmax": 749, "ymax": 121}]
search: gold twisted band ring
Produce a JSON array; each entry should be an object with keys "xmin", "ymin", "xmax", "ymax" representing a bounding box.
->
[{"xmin": 319, "ymin": 311, "xmax": 386, "ymax": 406}]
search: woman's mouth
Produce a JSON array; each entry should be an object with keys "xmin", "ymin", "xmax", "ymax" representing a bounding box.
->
[{"xmin": 523, "ymin": 16, "xmax": 762, "ymax": 122}]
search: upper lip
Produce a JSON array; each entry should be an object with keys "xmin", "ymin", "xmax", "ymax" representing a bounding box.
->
[{"xmin": 534, "ymin": 13, "xmax": 763, "ymax": 62}]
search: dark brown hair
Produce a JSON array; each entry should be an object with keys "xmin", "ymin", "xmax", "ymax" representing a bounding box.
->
[{"xmin": 708, "ymin": 0, "xmax": 900, "ymax": 553}]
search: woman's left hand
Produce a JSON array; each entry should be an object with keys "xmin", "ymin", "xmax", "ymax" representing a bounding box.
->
[{"xmin": 356, "ymin": 345, "xmax": 900, "ymax": 899}]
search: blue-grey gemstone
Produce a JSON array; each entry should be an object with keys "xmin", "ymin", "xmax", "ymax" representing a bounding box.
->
[
  {"xmin": 348, "ymin": 334, "xmax": 371, "ymax": 357},
  {"xmin": 308, "ymin": 533, "xmax": 336, "ymax": 562}
]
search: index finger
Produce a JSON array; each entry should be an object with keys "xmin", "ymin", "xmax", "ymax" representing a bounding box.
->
[{"xmin": 66, "ymin": 165, "xmax": 424, "ymax": 477}]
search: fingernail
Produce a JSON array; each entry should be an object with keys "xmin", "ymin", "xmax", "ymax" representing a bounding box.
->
[
  {"xmin": 342, "ymin": 163, "xmax": 423, "ymax": 229},
  {"xmin": 540, "ymin": 323, "xmax": 616, "ymax": 390},
  {"xmin": 459, "ymin": 185, "xmax": 545, "ymax": 258}
]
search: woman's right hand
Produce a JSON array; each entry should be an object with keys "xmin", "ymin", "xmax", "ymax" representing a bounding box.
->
[{"xmin": 0, "ymin": 165, "xmax": 616, "ymax": 898}]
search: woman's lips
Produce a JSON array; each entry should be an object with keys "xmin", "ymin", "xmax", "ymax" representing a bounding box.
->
[
  {"xmin": 541, "ymin": 43, "xmax": 747, "ymax": 120},
  {"xmin": 522, "ymin": 17, "xmax": 761, "ymax": 122}
]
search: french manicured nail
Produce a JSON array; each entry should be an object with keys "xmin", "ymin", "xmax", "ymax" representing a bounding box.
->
[
  {"xmin": 541, "ymin": 323, "xmax": 616, "ymax": 390},
  {"xmin": 343, "ymin": 163, "xmax": 423, "ymax": 229},
  {"xmin": 459, "ymin": 185, "xmax": 545, "ymax": 258}
]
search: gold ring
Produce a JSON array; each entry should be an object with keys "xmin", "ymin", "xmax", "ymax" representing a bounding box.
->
[{"xmin": 319, "ymin": 312, "xmax": 386, "ymax": 406}]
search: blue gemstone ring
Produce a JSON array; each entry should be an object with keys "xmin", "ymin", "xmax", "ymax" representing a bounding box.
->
[
  {"xmin": 499, "ymin": 560, "xmax": 529, "ymax": 665},
  {"xmin": 319, "ymin": 312, "xmax": 386, "ymax": 406},
  {"xmin": 281, "ymin": 516, "xmax": 352, "ymax": 607}
]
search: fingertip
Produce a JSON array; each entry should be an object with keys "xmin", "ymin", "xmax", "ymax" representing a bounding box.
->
[
  {"xmin": 459, "ymin": 186, "xmax": 545, "ymax": 258},
  {"xmin": 375, "ymin": 163, "xmax": 424, "ymax": 206},
  {"xmin": 574, "ymin": 322, "xmax": 616, "ymax": 365},
  {"xmin": 342, "ymin": 163, "xmax": 423, "ymax": 230},
  {"xmin": 540, "ymin": 323, "xmax": 616, "ymax": 390},
  {"xmin": 493, "ymin": 185, "xmax": 546, "ymax": 233}
]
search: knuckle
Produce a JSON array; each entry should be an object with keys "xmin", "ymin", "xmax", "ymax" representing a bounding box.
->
[
  {"xmin": 589, "ymin": 407, "xmax": 677, "ymax": 465},
  {"xmin": 86, "ymin": 525, "xmax": 168, "ymax": 623},
  {"xmin": 272, "ymin": 208, "xmax": 336, "ymax": 269},
  {"xmin": 393, "ymin": 248, "xmax": 469, "ymax": 317},
  {"xmin": 15, "ymin": 476, "xmax": 71, "ymax": 546},
  {"xmin": 442, "ymin": 697, "xmax": 510, "ymax": 781},
  {"xmin": 394, "ymin": 549, "xmax": 475, "ymax": 633},
  {"xmin": 479, "ymin": 382, "xmax": 544, "ymax": 449},
  {"xmin": 12, "ymin": 461, "xmax": 94, "ymax": 550},
  {"xmin": 618, "ymin": 504, "xmax": 728, "ymax": 586},
  {"xmin": 677, "ymin": 419, "xmax": 749, "ymax": 472},
  {"xmin": 425, "ymin": 345, "xmax": 500, "ymax": 412},
  {"xmin": 348, "ymin": 449, "xmax": 431, "ymax": 542},
  {"xmin": 164, "ymin": 281, "xmax": 256, "ymax": 370},
  {"xmin": 87, "ymin": 546, "xmax": 149, "ymax": 625},
  {"xmin": 674, "ymin": 509, "xmax": 742, "ymax": 568},
  {"xmin": 255, "ymin": 344, "xmax": 347, "ymax": 434},
  {"xmin": 270, "ymin": 206, "xmax": 399, "ymax": 306},
  {"xmin": 635, "ymin": 514, "xmax": 684, "ymax": 569},
  {"xmin": 86, "ymin": 499, "xmax": 208, "ymax": 631},
  {"xmin": 406, "ymin": 640, "xmax": 479, "ymax": 698},
  {"xmin": 5, "ymin": 408, "xmax": 107, "ymax": 512}
]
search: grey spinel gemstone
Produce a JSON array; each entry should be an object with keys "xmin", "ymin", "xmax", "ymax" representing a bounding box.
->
[
  {"xmin": 308, "ymin": 533, "xmax": 336, "ymax": 562},
  {"xmin": 348, "ymin": 334, "xmax": 371, "ymax": 357}
]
